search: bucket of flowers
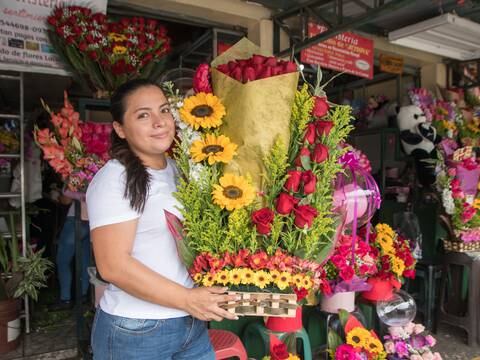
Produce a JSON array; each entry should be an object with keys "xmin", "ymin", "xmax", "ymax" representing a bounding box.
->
[
  {"xmin": 33, "ymin": 92, "xmax": 111, "ymax": 198},
  {"xmin": 361, "ymin": 224, "xmax": 417, "ymax": 302},
  {"xmin": 165, "ymin": 38, "xmax": 354, "ymax": 319},
  {"xmin": 47, "ymin": 6, "xmax": 171, "ymax": 98},
  {"xmin": 436, "ymin": 146, "xmax": 480, "ymax": 251}
]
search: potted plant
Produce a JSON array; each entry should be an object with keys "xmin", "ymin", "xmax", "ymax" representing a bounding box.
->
[{"xmin": 0, "ymin": 213, "xmax": 53, "ymax": 354}]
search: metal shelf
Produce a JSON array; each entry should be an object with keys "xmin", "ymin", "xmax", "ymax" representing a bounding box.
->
[
  {"xmin": 0, "ymin": 154, "xmax": 20, "ymax": 159},
  {"xmin": 0, "ymin": 193, "xmax": 21, "ymax": 199},
  {"xmin": 0, "ymin": 113, "xmax": 20, "ymax": 119},
  {"xmin": 0, "ymin": 75, "xmax": 20, "ymax": 81}
]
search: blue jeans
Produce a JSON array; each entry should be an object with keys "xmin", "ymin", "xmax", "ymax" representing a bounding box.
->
[
  {"xmin": 56, "ymin": 216, "xmax": 90, "ymax": 301},
  {"xmin": 91, "ymin": 309, "xmax": 215, "ymax": 360}
]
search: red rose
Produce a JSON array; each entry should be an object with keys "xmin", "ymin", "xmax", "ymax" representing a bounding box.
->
[
  {"xmin": 47, "ymin": 17, "xmax": 56, "ymax": 26},
  {"xmin": 193, "ymin": 63, "xmax": 212, "ymax": 94},
  {"xmin": 315, "ymin": 120, "xmax": 334, "ymax": 137},
  {"xmin": 312, "ymin": 96, "xmax": 329, "ymax": 118},
  {"xmin": 271, "ymin": 343, "xmax": 289, "ymax": 360},
  {"xmin": 85, "ymin": 34, "xmax": 94, "ymax": 44},
  {"xmin": 284, "ymin": 170, "xmax": 302, "ymax": 193},
  {"xmin": 403, "ymin": 269, "xmax": 416, "ymax": 279},
  {"xmin": 111, "ymin": 59, "xmax": 127, "ymax": 75},
  {"xmin": 276, "ymin": 193, "xmax": 299, "ymax": 215},
  {"xmin": 66, "ymin": 36, "xmax": 75, "ymax": 45},
  {"xmin": 243, "ymin": 66, "xmax": 256, "ymax": 82},
  {"xmin": 231, "ymin": 66, "xmax": 242, "ymax": 82},
  {"xmin": 303, "ymin": 123, "xmax": 316, "ymax": 144},
  {"xmin": 251, "ymin": 54, "xmax": 267, "ymax": 65},
  {"xmin": 311, "ymin": 143, "xmax": 329, "ymax": 163},
  {"xmin": 251, "ymin": 208, "xmax": 275, "ymax": 235},
  {"xmin": 301, "ymin": 170, "xmax": 316, "ymax": 194},
  {"xmin": 258, "ymin": 66, "xmax": 272, "ymax": 79},
  {"xmin": 294, "ymin": 287, "xmax": 308, "ymax": 301},
  {"xmin": 339, "ymin": 266, "xmax": 354, "ymax": 281},
  {"xmin": 78, "ymin": 42, "xmax": 87, "ymax": 52},
  {"xmin": 272, "ymin": 65, "xmax": 283, "ymax": 76},
  {"xmin": 265, "ymin": 57, "xmax": 277, "ymax": 67},
  {"xmin": 227, "ymin": 60, "xmax": 237, "ymax": 71},
  {"xmin": 320, "ymin": 281, "xmax": 332, "ymax": 296},
  {"xmin": 293, "ymin": 204, "xmax": 318, "ymax": 228},
  {"xmin": 283, "ymin": 61, "xmax": 297, "ymax": 73},
  {"xmin": 294, "ymin": 147, "xmax": 311, "ymax": 168}
]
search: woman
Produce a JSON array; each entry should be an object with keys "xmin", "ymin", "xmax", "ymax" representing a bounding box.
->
[{"xmin": 86, "ymin": 79, "xmax": 238, "ymax": 359}]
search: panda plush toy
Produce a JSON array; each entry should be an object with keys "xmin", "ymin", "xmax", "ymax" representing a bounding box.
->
[{"xmin": 397, "ymin": 105, "xmax": 441, "ymax": 187}]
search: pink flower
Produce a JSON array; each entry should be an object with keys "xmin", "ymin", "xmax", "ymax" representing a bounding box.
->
[
  {"xmin": 447, "ymin": 167, "xmax": 456, "ymax": 177},
  {"xmin": 425, "ymin": 334, "xmax": 437, "ymax": 347},
  {"xmin": 404, "ymin": 322, "xmax": 416, "ymax": 335},
  {"xmin": 334, "ymin": 344, "xmax": 357, "ymax": 360},
  {"xmin": 413, "ymin": 323, "xmax": 425, "ymax": 334},
  {"xmin": 410, "ymin": 355, "xmax": 423, "ymax": 360},
  {"xmin": 384, "ymin": 341, "xmax": 395, "ymax": 353},
  {"xmin": 389, "ymin": 326, "xmax": 406, "ymax": 339},
  {"xmin": 395, "ymin": 341, "xmax": 409, "ymax": 357},
  {"xmin": 422, "ymin": 351, "xmax": 435, "ymax": 360},
  {"xmin": 432, "ymin": 352, "xmax": 442, "ymax": 360}
]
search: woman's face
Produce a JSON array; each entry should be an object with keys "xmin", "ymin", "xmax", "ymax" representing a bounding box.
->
[{"xmin": 113, "ymin": 85, "xmax": 174, "ymax": 168}]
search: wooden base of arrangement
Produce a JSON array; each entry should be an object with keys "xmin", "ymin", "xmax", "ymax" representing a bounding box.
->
[
  {"xmin": 221, "ymin": 291, "xmax": 297, "ymax": 317},
  {"xmin": 443, "ymin": 239, "xmax": 480, "ymax": 252}
]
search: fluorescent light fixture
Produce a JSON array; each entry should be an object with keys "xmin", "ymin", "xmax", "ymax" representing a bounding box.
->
[{"xmin": 389, "ymin": 14, "xmax": 480, "ymax": 60}]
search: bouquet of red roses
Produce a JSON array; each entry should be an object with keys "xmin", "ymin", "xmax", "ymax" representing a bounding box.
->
[{"xmin": 47, "ymin": 6, "xmax": 171, "ymax": 96}]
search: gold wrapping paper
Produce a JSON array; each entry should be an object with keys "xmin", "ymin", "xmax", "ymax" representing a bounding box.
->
[{"xmin": 211, "ymin": 38, "xmax": 299, "ymax": 191}]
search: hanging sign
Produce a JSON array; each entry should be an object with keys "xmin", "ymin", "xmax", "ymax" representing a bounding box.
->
[
  {"xmin": 300, "ymin": 22, "xmax": 374, "ymax": 79},
  {"xmin": 0, "ymin": 0, "xmax": 107, "ymax": 73},
  {"xmin": 379, "ymin": 53, "xmax": 404, "ymax": 74}
]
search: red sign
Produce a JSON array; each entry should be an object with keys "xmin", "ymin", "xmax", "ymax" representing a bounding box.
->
[{"xmin": 300, "ymin": 23, "xmax": 374, "ymax": 79}]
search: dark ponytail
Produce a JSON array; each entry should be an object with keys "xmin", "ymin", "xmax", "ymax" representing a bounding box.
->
[{"xmin": 109, "ymin": 79, "xmax": 163, "ymax": 213}]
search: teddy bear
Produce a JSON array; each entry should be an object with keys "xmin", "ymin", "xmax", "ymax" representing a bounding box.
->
[{"xmin": 397, "ymin": 105, "xmax": 441, "ymax": 187}]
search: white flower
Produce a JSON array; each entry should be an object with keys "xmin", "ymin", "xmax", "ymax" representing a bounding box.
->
[
  {"xmin": 188, "ymin": 161, "xmax": 205, "ymax": 182},
  {"xmin": 442, "ymin": 188, "xmax": 455, "ymax": 215}
]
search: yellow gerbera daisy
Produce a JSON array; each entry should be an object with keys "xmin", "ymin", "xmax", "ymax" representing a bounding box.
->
[
  {"xmin": 346, "ymin": 327, "xmax": 371, "ymax": 348},
  {"xmin": 302, "ymin": 276, "xmax": 313, "ymax": 290},
  {"xmin": 212, "ymin": 174, "xmax": 255, "ymax": 211},
  {"xmin": 215, "ymin": 270, "xmax": 230, "ymax": 286},
  {"xmin": 241, "ymin": 268, "xmax": 254, "ymax": 285},
  {"xmin": 253, "ymin": 270, "xmax": 271, "ymax": 289},
  {"xmin": 229, "ymin": 269, "xmax": 242, "ymax": 285},
  {"xmin": 276, "ymin": 272, "xmax": 292, "ymax": 291},
  {"xmin": 179, "ymin": 92, "xmax": 226, "ymax": 130},
  {"xmin": 193, "ymin": 273, "xmax": 203, "ymax": 284},
  {"xmin": 190, "ymin": 134, "xmax": 237, "ymax": 165},
  {"xmin": 202, "ymin": 273, "xmax": 215, "ymax": 287},
  {"xmin": 365, "ymin": 336, "xmax": 384, "ymax": 354},
  {"xmin": 391, "ymin": 257, "xmax": 405, "ymax": 277}
]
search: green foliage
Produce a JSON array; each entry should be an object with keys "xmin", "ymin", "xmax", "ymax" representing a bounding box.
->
[
  {"xmin": 288, "ymin": 84, "xmax": 314, "ymax": 165},
  {"xmin": 263, "ymin": 138, "xmax": 289, "ymax": 208},
  {"xmin": 14, "ymin": 247, "xmax": 53, "ymax": 301},
  {"xmin": 327, "ymin": 329, "xmax": 343, "ymax": 356},
  {"xmin": 225, "ymin": 208, "xmax": 258, "ymax": 253}
]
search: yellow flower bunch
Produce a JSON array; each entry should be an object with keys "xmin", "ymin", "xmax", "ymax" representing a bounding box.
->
[
  {"xmin": 194, "ymin": 269, "xmax": 313, "ymax": 291},
  {"xmin": 467, "ymin": 122, "xmax": 480, "ymax": 134},
  {"xmin": 390, "ymin": 256, "xmax": 405, "ymax": 277},
  {"xmin": 0, "ymin": 129, "xmax": 19, "ymax": 153},
  {"xmin": 375, "ymin": 223, "xmax": 395, "ymax": 254},
  {"xmin": 473, "ymin": 199, "xmax": 480, "ymax": 210},
  {"xmin": 346, "ymin": 327, "xmax": 385, "ymax": 355},
  {"xmin": 441, "ymin": 120, "xmax": 457, "ymax": 131}
]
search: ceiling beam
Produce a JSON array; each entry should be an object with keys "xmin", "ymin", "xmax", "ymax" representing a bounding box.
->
[{"xmin": 275, "ymin": 0, "xmax": 415, "ymax": 58}]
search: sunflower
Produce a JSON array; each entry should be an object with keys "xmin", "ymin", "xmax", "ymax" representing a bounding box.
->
[
  {"xmin": 365, "ymin": 336, "xmax": 384, "ymax": 354},
  {"xmin": 473, "ymin": 199, "xmax": 480, "ymax": 210},
  {"xmin": 302, "ymin": 276, "xmax": 313, "ymax": 290},
  {"xmin": 376, "ymin": 233, "xmax": 394, "ymax": 253},
  {"xmin": 202, "ymin": 273, "xmax": 215, "ymax": 287},
  {"xmin": 376, "ymin": 223, "xmax": 394, "ymax": 237},
  {"xmin": 113, "ymin": 46, "xmax": 127, "ymax": 55},
  {"xmin": 292, "ymin": 274, "xmax": 304, "ymax": 287},
  {"xmin": 241, "ymin": 268, "xmax": 254, "ymax": 285},
  {"xmin": 229, "ymin": 269, "xmax": 242, "ymax": 285},
  {"xmin": 215, "ymin": 270, "xmax": 230, "ymax": 286},
  {"xmin": 346, "ymin": 327, "xmax": 371, "ymax": 348},
  {"xmin": 190, "ymin": 134, "xmax": 237, "ymax": 165},
  {"xmin": 276, "ymin": 272, "xmax": 292, "ymax": 290},
  {"xmin": 212, "ymin": 174, "xmax": 255, "ymax": 211},
  {"xmin": 391, "ymin": 257, "xmax": 405, "ymax": 277},
  {"xmin": 270, "ymin": 270, "xmax": 280, "ymax": 283},
  {"xmin": 253, "ymin": 271, "xmax": 271, "ymax": 289},
  {"xmin": 179, "ymin": 92, "xmax": 226, "ymax": 130},
  {"xmin": 193, "ymin": 273, "xmax": 203, "ymax": 284}
]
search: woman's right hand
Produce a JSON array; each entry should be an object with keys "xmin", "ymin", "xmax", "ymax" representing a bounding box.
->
[{"xmin": 183, "ymin": 286, "xmax": 239, "ymax": 322}]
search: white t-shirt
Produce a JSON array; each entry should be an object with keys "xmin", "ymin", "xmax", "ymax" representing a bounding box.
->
[{"xmin": 86, "ymin": 158, "xmax": 193, "ymax": 319}]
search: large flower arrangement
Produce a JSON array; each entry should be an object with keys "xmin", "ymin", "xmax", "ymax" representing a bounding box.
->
[
  {"xmin": 33, "ymin": 93, "xmax": 111, "ymax": 192},
  {"xmin": 167, "ymin": 39, "xmax": 353, "ymax": 309},
  {"xmin": 383, "ymin": 322, "xmax": 442, "ymax": 360},
  {"xmin": 47, "ymin": 6, "xmax": 171, "ymax": 97}
]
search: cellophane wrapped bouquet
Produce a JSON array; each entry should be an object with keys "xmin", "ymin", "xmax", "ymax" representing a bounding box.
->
[{"xmin": 166, "ymin": 38, "xmax": 354, "ymax": 316}]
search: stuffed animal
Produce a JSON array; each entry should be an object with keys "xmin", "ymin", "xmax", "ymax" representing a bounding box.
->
[{"xmin": 397, "ymin": 105, "xmax": 441, "ymax": 186}]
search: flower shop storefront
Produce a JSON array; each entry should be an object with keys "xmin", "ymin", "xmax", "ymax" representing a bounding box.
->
[{"xmin": 2, "ymin": 0, "xmax": 480, "ymax": 359}]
